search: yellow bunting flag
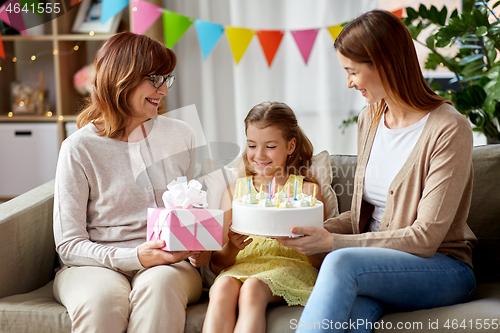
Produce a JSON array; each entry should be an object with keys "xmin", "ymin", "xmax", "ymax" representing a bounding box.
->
[
  {"xmin": 327, "ymin": 25, "xmax": 343, "ymax": 41},
  {"xmin": 225, "ymin": 26, "xmax": 255, "ymax": 64}
]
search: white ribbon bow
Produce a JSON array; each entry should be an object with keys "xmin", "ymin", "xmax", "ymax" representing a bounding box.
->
[{"xmin": 162, "ymin": 176, "xmax": 208, "ymax": 209}]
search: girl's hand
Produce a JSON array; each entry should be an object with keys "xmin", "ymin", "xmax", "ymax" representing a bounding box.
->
[
  {"xmin": 277, "ymin": 226, "xmax": 333, "ymax": 256},
  {"xmin": 227, "ymin": 229, "xmax": 252, "ymax": 251},
  {"xmin": 188, "ymin": 251, "xmax": 212, "ymax": 267},
  {"xmin": 137, "ymin": 240, "xmax": 193, "ymax": 268}
]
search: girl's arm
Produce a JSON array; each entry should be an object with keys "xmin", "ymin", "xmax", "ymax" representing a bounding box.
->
[
  {"xmin": 301, "ymin": 181, "xmax": 329, "ymax": 267},
  {"xmin": 209, "ymin": 184, "xmax": 252, "ymax": 274}
]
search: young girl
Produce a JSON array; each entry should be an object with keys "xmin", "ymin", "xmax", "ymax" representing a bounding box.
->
[{"xmin": 202, "ymin": 101, "xmax": 326, "ymax": 333}]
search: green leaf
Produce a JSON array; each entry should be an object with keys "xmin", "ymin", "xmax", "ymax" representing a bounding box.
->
[
  {"xmin": 438, "ymin": 6, "xmax": 448, "ymax": 26},
  {"xmin": 425, "ymin": 35, "xmax": 435, "ymax": 49},
  {"xmin": 458, "ymin": 53, "xmax": 485, "ymax": 66},
  {"xmin": 435, "ymin": 30, "xmax": 452, "ymax": 47},
  {"xmin": 429, "ymin": 5, "xmax": 439, "ymax": 24},
  {"xmin": 418, "ymin": 4, "xmax": 428, "ymax": 19},
  {"xmin": 450, "ymin": 9, "xmax": 459, "ymax": 19},
  {"xmin": 493, "ymin": 1, "xmax": 500, "ymax": 9},
  {"xmin": 476, "ymin": 26, "xmax": 488, "ymax": 37},
  {"xmin": 406, "ymin": 7, "xmax": 418, "ymax": 20}
]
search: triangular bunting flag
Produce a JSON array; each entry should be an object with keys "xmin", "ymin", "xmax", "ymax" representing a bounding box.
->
[
  {"xmin": 162, "ymin": 9, "xmax": 194, "ymax": 49},
  {"xmin": 392, "ymin": 8, "xmax": 404, "ymax": 19},
  {"xmin": 327, "ymin": 25, "xmax": 343, "ymax": 41},
  {"xmin": 101, "ymin": 0, "xmax": 128, "ymax": 25},
  {"xmin": 194, "ymin": 19, "xmax": 224, "ymax": 60},
  {"xmin": 256, "ymin": 30, "xmax": 284, "ymax": 67},
  {"xmin": 0, "ymin": 0, "xmax": 27, "ymax": 35},
  {"xmin": 132, "ymin": 0, "xmax": 162, "ymax": 35},
  {"xmin": 225, "ymin": 26, "xmax": 254, "ymax": 65},
  {"xmin": 0, "ymin": 30, "xmax": 5, "ymax": 60},
  {"xmin": 69, "ymin": 0, "xmax": 83, "ymax": 7},
  {"xmin": 291, "ymin": 29, "xmax": 319, "ymax": 64}
]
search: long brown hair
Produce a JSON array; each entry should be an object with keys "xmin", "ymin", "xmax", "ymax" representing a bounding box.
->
[
  {"xmin": 76, "ymin": 32, "xmax": 177, "ymax": 139},
  {"xmin": 334, "ymin": 10, "xmax": 450, "ymax": 126},
  {"xmin": 242, "ymin": 101, "xmax": 316, "ymax": 182}
]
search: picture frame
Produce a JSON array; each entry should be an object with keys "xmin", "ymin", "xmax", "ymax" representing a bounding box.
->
[{"xmin": 71, "ymin": 0, "xmax": 122, "ymax": 34}]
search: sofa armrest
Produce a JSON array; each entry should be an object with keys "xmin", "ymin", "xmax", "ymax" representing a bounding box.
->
[{"xmin": 0, "ymin": 180, "xmax": 56, "ymax": 299}]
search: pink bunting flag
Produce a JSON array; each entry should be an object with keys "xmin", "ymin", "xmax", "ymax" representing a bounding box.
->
[
  {"xmin": 0, "ymin": 29, "xmax": 5, "ymax": 60},
  {"xmin": 291, "ymin": 29, "xmax": 319, "ymax": 65},
  {"xmin": 0, "ymin": 0, "xmax": 27, "ymax": 36},
  {"xmin": 132, "ymin": 0, "xmax": 163, "ymax": 35}
]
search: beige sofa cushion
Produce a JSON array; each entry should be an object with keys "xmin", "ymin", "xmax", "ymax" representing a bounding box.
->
[{"xmin": 0, "ymin": 281, "xmax": 71, "ymax": 333}]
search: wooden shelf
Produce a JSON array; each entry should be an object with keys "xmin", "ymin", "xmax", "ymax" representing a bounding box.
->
[{"xmin": 0, "ymin": 115, "xmax": 57, "ymax": 122}]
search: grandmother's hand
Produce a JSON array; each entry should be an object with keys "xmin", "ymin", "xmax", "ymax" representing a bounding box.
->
[
  {"xmin": 188, "ymin": 251, "xmax": 212, "ymax": 267},
  {"xmin": 277, "ymin": 226, "xmax": 333, "ymax": 256},
  {"xmin": 138, "ymin": 240, "xmax": 193, "ymax": 268}
]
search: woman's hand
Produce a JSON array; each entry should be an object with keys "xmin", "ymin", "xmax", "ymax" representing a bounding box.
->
[
  {"xmin": 137, "ymin": 240, "xmax": 193, "ymax": 268},
  {"xmin": 188, "ymin": 251, "xmax": 212, "ymax": 267},
  {"xmin": 277, "ymin": 226, "xmax": 333, "ymax": 256}
]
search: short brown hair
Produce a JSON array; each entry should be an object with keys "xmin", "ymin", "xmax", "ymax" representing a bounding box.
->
[
  {"xmin": 242, "ymin": 101, "xmax": 316, "ymax": 183},
  {"xmin": 334, "ymin": 10, "xmax": 450, "ymax": 126},
  {"xmin": 77, "ymin": 32, "xmax": 177, "ymax": 139}
]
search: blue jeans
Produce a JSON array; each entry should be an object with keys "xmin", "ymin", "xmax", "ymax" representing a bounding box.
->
[{"xmin": 295, "ymin": 247, "xmax": 476, "ymax": 333}]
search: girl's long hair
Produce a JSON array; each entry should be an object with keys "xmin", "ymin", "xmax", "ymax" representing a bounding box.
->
[
  {"xmin": 77, "ymin": 32, "xmax": 177, "ymax": 139},
  {"xmin": 334, "ymin": 10, "xmax": 450, "ymax": 127},
  {"xmin": 243, "ymin": 101, "xmax": 317, "ymax": 183}
]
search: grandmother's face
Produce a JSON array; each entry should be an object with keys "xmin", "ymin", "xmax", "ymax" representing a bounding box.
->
[{"xmin": 128, "ymin": 76, "xmax": 169, "ymax": 122}]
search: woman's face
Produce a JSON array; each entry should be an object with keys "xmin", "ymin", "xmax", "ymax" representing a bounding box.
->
[
  {"xmin": 246, "ymin": 124, "xmax": 295, "ymax": 178},
  {"xmin": 128, "ymin": 75, "xmax": 169, "ymax": 123},
  {"xmin": 337, "ymin": 51, "xmax": 387, "ymax": 104}
]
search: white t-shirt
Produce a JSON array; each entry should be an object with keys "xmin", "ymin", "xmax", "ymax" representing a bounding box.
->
[{"xmin": 363, "ymin": 112, "xmax": 429, "ymax": 232}]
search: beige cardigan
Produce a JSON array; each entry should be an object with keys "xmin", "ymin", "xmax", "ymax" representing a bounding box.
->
[{"xmin": 327, "ymin": 104, "xmax": 477, "ymax": 267}]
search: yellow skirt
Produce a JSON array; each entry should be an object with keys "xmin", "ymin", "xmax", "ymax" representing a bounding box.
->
[{"xmin": 211, "ymin": 236, "xmax": 318, "ymax": 306}]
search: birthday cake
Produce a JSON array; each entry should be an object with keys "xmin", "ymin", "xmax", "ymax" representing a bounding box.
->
[{"xmin": 231, "ymin": 191, "xmax": 324, "ymax": 237}]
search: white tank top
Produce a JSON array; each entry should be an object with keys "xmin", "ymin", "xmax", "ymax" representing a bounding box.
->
[{"xmin": 363, "ymin": 112, "xmax": 429, "ymax": 232}]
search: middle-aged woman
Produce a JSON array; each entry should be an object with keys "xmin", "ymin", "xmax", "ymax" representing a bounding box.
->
[
  {"xmin": 279, "ymin": 10, "xmax": 477, "ymax": 332},
  {"xmin": 53, "ymin": 32, "xmax": 209, "ymax": 333}
]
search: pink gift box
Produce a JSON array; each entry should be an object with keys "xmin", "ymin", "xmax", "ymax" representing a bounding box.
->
[{"xmin": 147, "ymin": 208, "xmax": 223, "ymax": 251}]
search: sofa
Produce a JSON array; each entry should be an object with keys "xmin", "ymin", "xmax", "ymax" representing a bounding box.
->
[{"xmin": 1, "ymin": 145, "xmax": 499, "ymax": 333}]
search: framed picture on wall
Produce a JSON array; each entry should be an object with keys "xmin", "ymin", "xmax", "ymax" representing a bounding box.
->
[{"xmin": 71, "ymin": 0, "xmax": 122, "ymax": 34}]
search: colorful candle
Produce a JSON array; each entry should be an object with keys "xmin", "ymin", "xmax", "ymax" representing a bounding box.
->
[
  {"xmin": 259, "ymin": 184, "xmax": 263, "ymax": 201},
  {"xmin": 269, "ymin": 182, "xmax": 272, "ymax": 199},
  {"xmin": 294, "ymin": 179, "xmax": 297, "ymax": 200},
  {"xmin": 271, "ymin": 177, "xmax": 276, "ymax": 198},
  {"xmin": 276, "ymin": 185, "xmax": 280, "ymax": 207},
  {"xmin": 248, "ymin": 178, "xmax": 251, "ymax": 195},
  {"xmin": 312, "ymin": 184, "xmax": 317, "ymax": 206}
]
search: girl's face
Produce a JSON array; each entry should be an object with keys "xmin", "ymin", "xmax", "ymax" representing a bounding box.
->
[
  {"xmin": 337, "ymin": 51, "xmax": 386, "ymax": 104},
  {"xmin": 128, "ymin": 75, "xmax": 169, "ymax": 124},
  {"xmin": 246, "ymin": 124, "xmax": 296, "ymax": 178}
]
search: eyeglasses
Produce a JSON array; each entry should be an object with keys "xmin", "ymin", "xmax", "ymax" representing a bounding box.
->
[{"xmin": 146, "ymin": 74, "xmax": 175, "ymax": 89}]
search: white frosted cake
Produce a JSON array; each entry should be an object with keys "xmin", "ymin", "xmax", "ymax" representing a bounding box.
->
[{"xmin": 231, "ymin": 192, "xmax": 324, "ymax": 237}]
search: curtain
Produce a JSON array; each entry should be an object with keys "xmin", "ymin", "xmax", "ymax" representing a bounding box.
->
[{"xmin": 164, "ymin": 0, "xmax": 378, "ymax": 156}]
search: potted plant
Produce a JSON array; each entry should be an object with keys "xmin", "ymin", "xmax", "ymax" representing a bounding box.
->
[{"xmin": 403, "ymin": 0, "xmax": 500, "ymax": 143}]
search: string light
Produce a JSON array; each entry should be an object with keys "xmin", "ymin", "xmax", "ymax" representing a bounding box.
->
[
  {"xmin": 8, "ymin": 112, "xmax": 13, "ymax": 117},
  {"xmin": 89, "ymin": 31, "xmax": 95, "ymax": 36},
  {"xmin": 31, "ymin": 55, "xmax": 36, "ymax": 61},
  {"xmin": 12, "ymin": 57, "xmax": 17, "ymax": 62},
  {"xmin": 58, "ymin": 115, "xmax": 64, "ymax": 121},
  {"xmin": 0, "ymin": 43, "xmax": 81, "ymax": 67},
  {"xmin": 0, "ymin": 66, "xmax": 2, "ymax": 71},
  {"xmin": 73, "ymin": 45, "xmax": 79, "ymax": 51},
  {"xmin": 53, "ymin": 50, "xmax": 58, "ymax": 55},
  {"xmin": 132, "ymin": 7, "xmax": 137, "ymax": 11},
  {"xmin": 45, "ymin": 111, "xmax": 53, "ymax": 117}
]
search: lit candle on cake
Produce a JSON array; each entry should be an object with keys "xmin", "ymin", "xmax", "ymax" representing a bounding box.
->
[
  {"xmin": 271, "ymin": 177, "xmax": 276, "ymax": 198},
  {"xmin": 269, "ymin": 182, "xmax": 272, "ymax": 199},
  {"xmin": 312, "ymin": 184, "xmax": 317, "ymax": 206},
  {"xmin": 276, "ymin": 185, "xmax": 280, "ymax": 207},
  {"xmin": 248, "ymin": 178, "xmax": 251, "ymax": 196}
]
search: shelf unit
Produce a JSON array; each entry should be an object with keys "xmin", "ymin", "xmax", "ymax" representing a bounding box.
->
[{"xmin": 0, "ymin": 0, "xmax": 163, "ymax": 200}]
